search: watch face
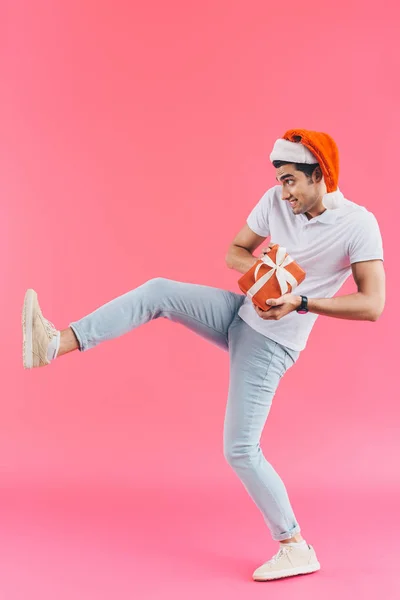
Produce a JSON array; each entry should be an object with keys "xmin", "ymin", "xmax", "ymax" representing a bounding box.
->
[{"xmin": 297, "ymin": 309, "xmax": 308, "ymax": 314}]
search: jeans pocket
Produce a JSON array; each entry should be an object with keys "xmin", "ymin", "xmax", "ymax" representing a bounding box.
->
[
  {"xmin": 278, "ymin": 348, "xmax": 296, "ymax": 378},
  {"xmin": 228, "ymin": 311, "xmax": 242, "ymax": 332},
  {"xmin": 285, "ymin": 351, "xmax": 294, "ymax": 370}
]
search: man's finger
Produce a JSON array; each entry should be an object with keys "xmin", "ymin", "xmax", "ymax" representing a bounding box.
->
[
  {"xmin": 266, "ymin": 296, "xmax": 285, "ymax": 307},
  {"xmin": 254, "ymin": 304, "xmax": 280, "ymax": 320},
  {"xmin": 260, "ymin": 242, "xmax": 275, "ymax": 256},
  {"xmin": 260, "ymin": 308, "xmax": 281, "ymax": 320},
  {"xmin": 254, "ymin": 305, "xmax": 267, "ymax": 315}
]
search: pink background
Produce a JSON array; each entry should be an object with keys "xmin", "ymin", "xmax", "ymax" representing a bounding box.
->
[{"xmin": 1, "ymin": 1, "xmax": 398, "ymax": 598}]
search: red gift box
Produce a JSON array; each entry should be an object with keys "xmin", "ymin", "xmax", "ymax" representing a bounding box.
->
[{"xmin": 238, "ymin": 244, "xmax": 306, "ymax": 311}]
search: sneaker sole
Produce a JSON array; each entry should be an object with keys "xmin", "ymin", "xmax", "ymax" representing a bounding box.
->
[
  {"xmin": 22, "ymin": 289, "xmax": 37, "ymax": 369},
  {"xmin": 253, "ymin": 561, "xmax": 321, "ymax": 581}
]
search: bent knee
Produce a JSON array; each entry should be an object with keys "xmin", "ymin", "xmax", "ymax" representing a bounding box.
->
[
  {"xmin": 145, "ymin": 277, "xmax": 169, "ymax": 287},
  {"xmin": 142, "ymin": 277, "xmax": 175, "ymax": 294},
  {"xmin": 224, "ymin": 443, "xmax": 258, "ymax": 468}
]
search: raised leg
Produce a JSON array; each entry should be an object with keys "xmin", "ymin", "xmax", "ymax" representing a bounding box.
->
[{"xmin": 69, "ymin": 277, "xmax": 245, "ymax": 353}]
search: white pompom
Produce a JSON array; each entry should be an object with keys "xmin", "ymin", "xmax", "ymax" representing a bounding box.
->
[{"xmin": 322, "ymin": 188, "xmax": 345, "ymax": 210}]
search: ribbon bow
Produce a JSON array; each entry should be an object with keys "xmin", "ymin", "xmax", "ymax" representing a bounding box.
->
[{"xmin": 247, "ymin": 246, "xmax": 299, "ymax": 302}]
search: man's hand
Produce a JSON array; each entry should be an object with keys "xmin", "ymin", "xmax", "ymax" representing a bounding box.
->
[
  {"xmin": 254, "ymin": 294, "xmax": 302, "ymax": 320},
  {"xmin": 257, "ymin": 241, "xmax": 275, "ymax": 260}
]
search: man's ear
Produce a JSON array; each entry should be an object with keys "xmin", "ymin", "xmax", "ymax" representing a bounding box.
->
[{"xmin": 313, "ymin": 165, "xmax": 323, "ymax": 183}]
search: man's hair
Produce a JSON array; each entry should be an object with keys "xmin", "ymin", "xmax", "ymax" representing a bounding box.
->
[{"xmin": 272, "ymin": 160, "xmax": 319, "ymax": 180}]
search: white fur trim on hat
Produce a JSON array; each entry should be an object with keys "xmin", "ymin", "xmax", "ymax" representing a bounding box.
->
[
  {"xmin": 322, "ymin": 189, "xmax": 345, "ymax": 210},
  {"xmin": 270, "ymin": 138, "xmax": 318, "ymax": 165}
]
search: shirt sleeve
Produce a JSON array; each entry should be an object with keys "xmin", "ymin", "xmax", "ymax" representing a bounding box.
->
[
  {"xmin": 246, "ymin": 190, "xmax": 272, "ymax": 237},
  {"xmin": 348, "ymin": 211, "xmax": 384, "ymax": 264}
]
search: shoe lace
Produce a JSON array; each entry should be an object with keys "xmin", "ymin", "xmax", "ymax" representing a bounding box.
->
[
  {"xmin": 39, "ymin": 313, "xmax": 57, "ymax": 340},
  {"xmin": 270, "ymin": 545, "xmax": 292, "ymax": 564}
]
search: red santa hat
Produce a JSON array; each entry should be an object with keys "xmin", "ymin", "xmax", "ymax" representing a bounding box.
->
[{"xmin": 269, "ymin": 129, "xmax": 344, "ymax": 209}]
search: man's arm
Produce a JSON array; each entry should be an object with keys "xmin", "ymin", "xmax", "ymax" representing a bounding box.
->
[
  {"xmin": 262, "ymin": 259, "xmax": 386, "ymax": 322},
  {"xmin": 226, "ymin": 224, "xmax": 266, "ymax": 275},
  {"xmin": 306, "ymin": 260, "xmax": 385, "ymax": 321}
]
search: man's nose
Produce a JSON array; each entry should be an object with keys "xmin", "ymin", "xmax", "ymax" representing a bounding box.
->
[{"xmin": 281, "ymin": 188, "xmax": 291, "ymax": 200}]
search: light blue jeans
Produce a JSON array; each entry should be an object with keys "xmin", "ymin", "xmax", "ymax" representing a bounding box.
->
[{"xmin": 70, "ymin": 278, "xmax": 301, "ymax": 541}]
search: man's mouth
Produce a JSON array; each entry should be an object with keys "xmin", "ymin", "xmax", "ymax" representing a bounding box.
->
[{"xmin": 289, "ymin": 199, "xmax": 298, "ymax": 207}]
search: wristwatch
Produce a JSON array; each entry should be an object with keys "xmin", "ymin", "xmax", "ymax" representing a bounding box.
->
[{"xmin": 296, "ymin": 295, "xmax": 309, "ymax": 314}]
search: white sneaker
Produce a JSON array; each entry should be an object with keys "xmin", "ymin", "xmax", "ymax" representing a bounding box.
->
[
  {"xmin": 253, "ymin": 543, "xmax": 320, "ymax": 581},
  {"xmin": 22, "ymin": 289, "xmax": 58, "ymax": 368}
]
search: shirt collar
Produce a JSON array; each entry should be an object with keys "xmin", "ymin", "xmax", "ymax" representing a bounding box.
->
[{"xmin": 299, "ymin": 208, "xmax": 340, "ymax": 225}]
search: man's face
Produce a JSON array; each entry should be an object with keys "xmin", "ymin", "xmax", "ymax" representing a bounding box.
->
[{"xmin": 275, "ymin": 164, "xmax": 323, "ymax": 217}]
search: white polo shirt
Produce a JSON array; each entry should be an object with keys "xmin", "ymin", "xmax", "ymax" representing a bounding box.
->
[{"xmin": 238, "ymin": 185, "xmax": 384, "ymax": 351}]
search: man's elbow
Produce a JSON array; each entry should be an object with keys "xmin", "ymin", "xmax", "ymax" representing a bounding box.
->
[
  {"xmin": 367, "ymin": 300, "xmax": 385, "ymax": 322},
  {"xmin": 368, "ymin": 312, "xmax": 381, "ymax": 322},
  {"xmin": 225, "ymin": 247, "xmax": 235, "ymax": 270}
]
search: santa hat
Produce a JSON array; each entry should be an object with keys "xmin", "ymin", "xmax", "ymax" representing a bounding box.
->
[{"xmin": 269, "ymin": 129, "xmax": 344, "ymax": 209}]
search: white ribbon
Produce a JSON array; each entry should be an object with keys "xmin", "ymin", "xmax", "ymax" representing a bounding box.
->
[{"xmin": 247, "ymin": 246, "xmax": 299, "ymax": 302}]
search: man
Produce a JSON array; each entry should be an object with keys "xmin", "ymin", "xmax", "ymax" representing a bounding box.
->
[{"xmin": 22, "ymin": 129, "xmax": 385, "ymax": 581}]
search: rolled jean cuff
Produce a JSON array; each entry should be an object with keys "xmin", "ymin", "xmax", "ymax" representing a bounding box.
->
[
  {"xmin": 69, "ymin": 322, "xmax": 88, "ymax": 352},
  {"xmin": 272, "ymin": 525, "xmax": 301, "ymax": 542}
]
